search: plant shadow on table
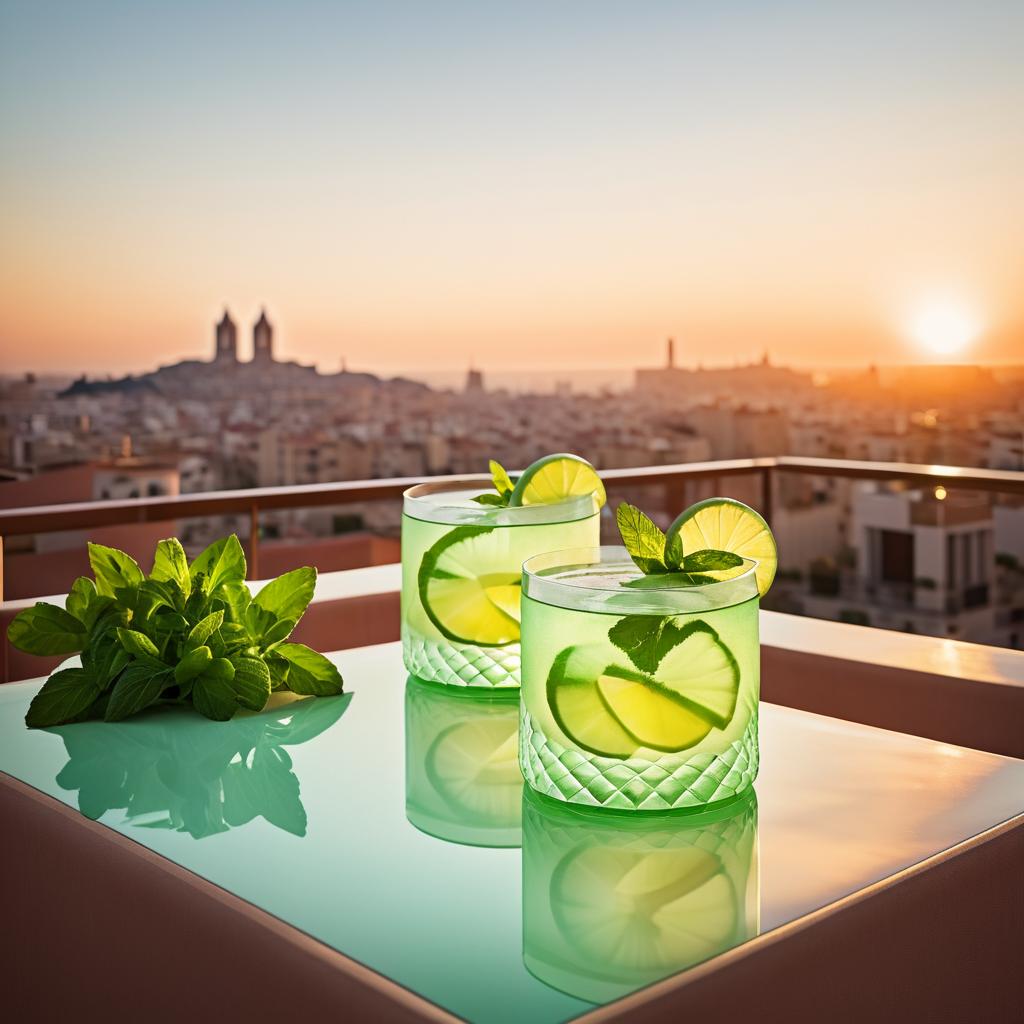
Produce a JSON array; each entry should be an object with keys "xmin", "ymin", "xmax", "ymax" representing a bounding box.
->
[{"xmin": 45, "ymin": 693, "xmax": 352, "ymax": 839}]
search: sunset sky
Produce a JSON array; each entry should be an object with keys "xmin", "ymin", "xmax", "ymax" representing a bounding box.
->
[{"xmin": 1, "ymin": 0, "xmax": 1022, "ymax": 376}]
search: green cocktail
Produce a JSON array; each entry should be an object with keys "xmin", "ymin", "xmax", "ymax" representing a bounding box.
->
[
  {"xmin": 405, "ymin": 677, "xmax": 522, "ymax": 847},
  {"xmin": 522, "ymin": 788, "xmax": 759, "ymax": 1002},
  {"xmin": 402, "ymin": 478, "xmax": 602, "ymax": 688},
  {"xmin": 520, "ymin": 545, "xmax": 761, "ymax": 810}
]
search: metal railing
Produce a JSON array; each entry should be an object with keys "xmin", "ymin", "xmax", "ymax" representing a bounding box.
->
[{"xmin": 1, "ymin": 456, "xmax": 1021, "ymax": 599}]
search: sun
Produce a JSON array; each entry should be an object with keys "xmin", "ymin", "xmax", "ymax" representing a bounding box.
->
[{"xmin": 908, "ymin": 300, "xmax": 981, "ymax": 358}]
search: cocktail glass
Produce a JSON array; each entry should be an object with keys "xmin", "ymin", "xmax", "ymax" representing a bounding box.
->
[
  {"xmin": 520, "ymin": 545, "xmax": 759, "ymax": 810},
  {"xmin": 401, "ymin": 480, "xmax": 601, "ymax": 688},
  {"xmin": 404, "ymin": 677, "xmax": 522, "ymax": 847},
  {"xmin": 522, "ymin": 787, "xmax": 759, "ymax": 1002}
]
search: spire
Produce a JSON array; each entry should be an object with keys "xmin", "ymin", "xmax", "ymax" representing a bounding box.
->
[
  {"xmin": 214, "ymin": 308, "xmax": 238, "ymax": 363},
  {"xmin": 253, "ymin": 308, "xmax": 274, "ymax": 363},
  {"xmin": 667, "ymin": 337, "xmax": 675, "ymax": 368}
]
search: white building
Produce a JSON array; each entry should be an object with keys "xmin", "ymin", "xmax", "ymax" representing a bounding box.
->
[{"xmin": 802, "ymin": 483, "xmax": 998, "ymax": 644}]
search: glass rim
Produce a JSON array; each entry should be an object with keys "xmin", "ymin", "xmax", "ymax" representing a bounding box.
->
[
  {"xmin": 522, "ymin": 544, "xmax": 760, "ymax": 615},
  {"xmin": 403, "ymin": 477, "xmax": 600, "ymax": 526}
]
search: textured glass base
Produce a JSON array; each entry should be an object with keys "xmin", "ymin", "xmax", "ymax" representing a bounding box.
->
[
  {"xmin": 520, "ymin": 707, "xmax": 758, "ymax": 811},
  {"xmin": 402, "ymin": 628, "xmax": 520, "ymax": 688}
]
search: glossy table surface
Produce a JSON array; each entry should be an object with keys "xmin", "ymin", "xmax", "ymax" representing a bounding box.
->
[{"xmin": 2, "ymin": 641, "xmax": 1023, "ymax": 1024}]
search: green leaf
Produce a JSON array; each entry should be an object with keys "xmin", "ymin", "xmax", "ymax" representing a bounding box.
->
[
  {"xmin": 253, "ymin": 567, "xmax": 317, "ymax": 624},
  {"xmin": 471, "ymin": 492, "xmax": 506, "ymax": 506},
  {"xmin": 218, "ymin": 582, "xmax": 252, "ymax": 623},
  {"xmin": 265, "ymin": 652, "xmax": 291, "ymax": 690},
  {"xmin": 116, "ymin": 627, "xmax": 162, "ymax": 661},
  {"xmin": 105, "ymin": 664, "xmax": 171, "ymax": 721},
  {"xmin": 608, "ymin": 615, "xmax": 680, "ymax": 674},
  {"xmin": 262, "ymin": 617, "xmax": 296, "ymax": 646},
  {"xmin": 191, "ymin": 673, "xmax": 238, "ymax": 721},
  {"xmin": 25, "ymin": 668, "xmax": 101, "ymax": 728},
  {"xmin": 615, "ymin": 503, "xmax": 669, "ymax": 574},
  {"xmin": 275, "ymin": 643, "xmax": 344, "ymax": 696},
  {"xmin": 664, "ymin": 530, "xmax": 684, "ymax": 571},
  {"xmin": 203, "ymin": 657, "xmax": 236, "ymax": 683},
  {"xmin": 151, "ymin": 538, "xmax": 191, "ymax": 595},
  {"xmin": 190, "ymin": 535, "xmax": 247, "ymax": 591},
  {"xmin": 620, "ymin": 572, "xmax": 719, "ymax": 589},
  {"xmin": 88, "ymin": 543, "xmax": 144, "ymax": 597},
  {"xmin": 229, "ymin": 656, "xmax": 272, "ymax": 711},
  {"xmin": 8, "ymin": 603, "xmax": 87, "ymax": 656},
  {"xmin": 186, "ymin": 609, "xmax": 224, "ymax": 649},
  {"xmin": 680, "ymin": 549, "xmax": 744, "ymax": 573},
  {"xmin": 243, "ymin": 602, "xmax": 278, "ymax": 643},
  {"xmin": 489, "ymin": 459, "xmax": 515, "ymax": 499},
  {"xmin": 83, "ymin": 631, "xmax": 131, "ymax": 690},
  {"xmin": 174, "ymin": 645, "xmax": 213, "ymax": 685},
  {"xmin": 65, "ymin": 577, "xmax": 118, "ymax": 632}
]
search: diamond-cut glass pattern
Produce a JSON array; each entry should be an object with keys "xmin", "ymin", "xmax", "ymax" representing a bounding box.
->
[
  {"xmin": 403, "ymin": 629, "xmax": 520, "ymax": 688},
  {"xmin": 520, "ymin": 706, "xmax": 758, "ymax": 810}
]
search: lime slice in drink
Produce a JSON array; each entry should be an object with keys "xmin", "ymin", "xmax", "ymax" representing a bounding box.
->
[
  {"xmin": 666, "ymin": 497, "xmax": 777, "ymax": 596},
  {"xmin": 509, "ymin": 453, "xmax": 606, "ymax": 508},
  {"xmin": 655, "ymin": 621, "xmax": 740, "ymax": 729},
  {"xmin": 551, "ymin": 844, "xmax": 736, "ymax": 972},
  {"xmin": 425, "ymin": 717, "xmax": 521, "ymax": 824},
  {"xmin": 596, "ymin": 669, "xmax": 713, "ymax": 752},
  {"xmin": 418, "ymin": 526, "xmax": 521, "ymax": 646},
  {"xmin": 547, "ymin": 647, "xmax": 716, "ymax": 756},
  {"xmin": 547, "ymin": 647, "xmax": 639, "ymax": 758}
]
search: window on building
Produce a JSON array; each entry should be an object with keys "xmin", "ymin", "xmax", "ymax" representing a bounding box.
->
[{"xmin": 879, "ymin": 529, "xmax": 914, "ymax": 584}]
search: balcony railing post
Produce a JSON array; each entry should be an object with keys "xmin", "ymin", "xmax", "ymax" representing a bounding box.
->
[
  {"xmin": 0, "ymin": 534, "xmax": 4, "ymax": 602},
  {"xmin": 761, "ymin": 466, "xmax": 773, "ymax": 525},
  {"xmin": 249, "ymin": 505, "xmax": 260, "ymax": 581}
]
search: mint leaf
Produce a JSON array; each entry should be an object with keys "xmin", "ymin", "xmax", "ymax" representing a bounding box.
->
[
  {"xmin": 253, "ymin": 566, "xmax": 316, "ymax": 624},
  {"xmin": 151, "ymin": 538, "xmax": 191, "ymax": 595},
  {"xmin": 88, "ymin": 543, "xmax": 144, "ymax": 597},
  {"xmin": 8, "ymin": 603, "xmax": 87, "ymax": 656},
  {"xmin": 174, "ymin": 645, "xmax": 213, "ymax": 685},
  {"xmin": 665, "ymin": 530, "xmax": 684, "ymax": 571},
  {"xmin": 190, "ymin": 535, "xmax": 247, "ymax": 592},
  {"xmin": 680, "ymin": 549, "xmax": 744, "ymax": 573},
  {"xmin": 66, "ymin": 577, "xmax": 117, "ymax": 632},
  {"xmin": 218, "ymin": 581, "xmax": 252, "ymax": 623},
  {"xmin": 105, "ymin": 663, "xmax": 171, "ymax": 721},
  {"xmin": 116, "ymin": 627, "xmax": 162, "ymax": 662},
  {"xmin": 186, "ymin": 609, "xmax": 224, "ymax": 650},
  {"xmin": 275, "ymin": 643, "xmax": 345, "ymax": 696},
  {"xmin": 25, "ymin": 668, "xmax": 101, "ymax": 728},
  {"xmin": 615, "ymin": 503, "xmax": 669, "ymax": 574},
  {"xmin": 607, "ymin": 615, "xmax": 679, "ymax": 674},
  {"xmin": 471, "ymin": 492, "xmax": 506, "ymax": 506},
  {"xmin": 192, "ymin": 673, "xmax": 238, "ymax": 721},
  {"xmin": 489, "ymin": 459, "xmax": 515, "ymax": 499},
  {"xmin": 229, "ymin": 656, "xmax": 272, "ymax": 711}
]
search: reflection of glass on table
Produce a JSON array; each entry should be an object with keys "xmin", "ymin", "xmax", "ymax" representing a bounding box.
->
[
  {"xmin": 522, "ymin": 788, "xmax": 759, "ymax": 1004},
  {"xmin": 404, "ymin": 676, "xmax": 522, "ymax": 847}
]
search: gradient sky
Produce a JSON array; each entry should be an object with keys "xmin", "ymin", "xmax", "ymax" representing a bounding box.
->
[{"xmin": 1, "ymin": 0, "xmax": 1022, "ymax": 375}]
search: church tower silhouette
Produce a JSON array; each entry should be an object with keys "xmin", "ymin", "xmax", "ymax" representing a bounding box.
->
[
  {"xmin": 253, "ymin": 309, "xmax": 274, "ymax": 364},
  {"xmin": 214, "ymin": 310, "xmax": 237, "ymax": 363}
]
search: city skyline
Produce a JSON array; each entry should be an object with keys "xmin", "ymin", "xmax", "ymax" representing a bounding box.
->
[{"xmin": 2, "ymin": 1, "xmax": 1023, "ymax": 374}]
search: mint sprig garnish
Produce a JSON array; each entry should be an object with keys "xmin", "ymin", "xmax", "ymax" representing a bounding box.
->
[
  {"xmin": 471, "ymin": 459, "xmax": 516, "ymax": 507},
  {"xmin": 616, "ymin": 503, "xmax": 669, "ymax": 573},
  {"xmin": 615, "ymin": 502, "xmax": 743, "ymax": 581},
  {"xmin": 9, "ymin": 534, "xmax": 344, "ymax": 728}
]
